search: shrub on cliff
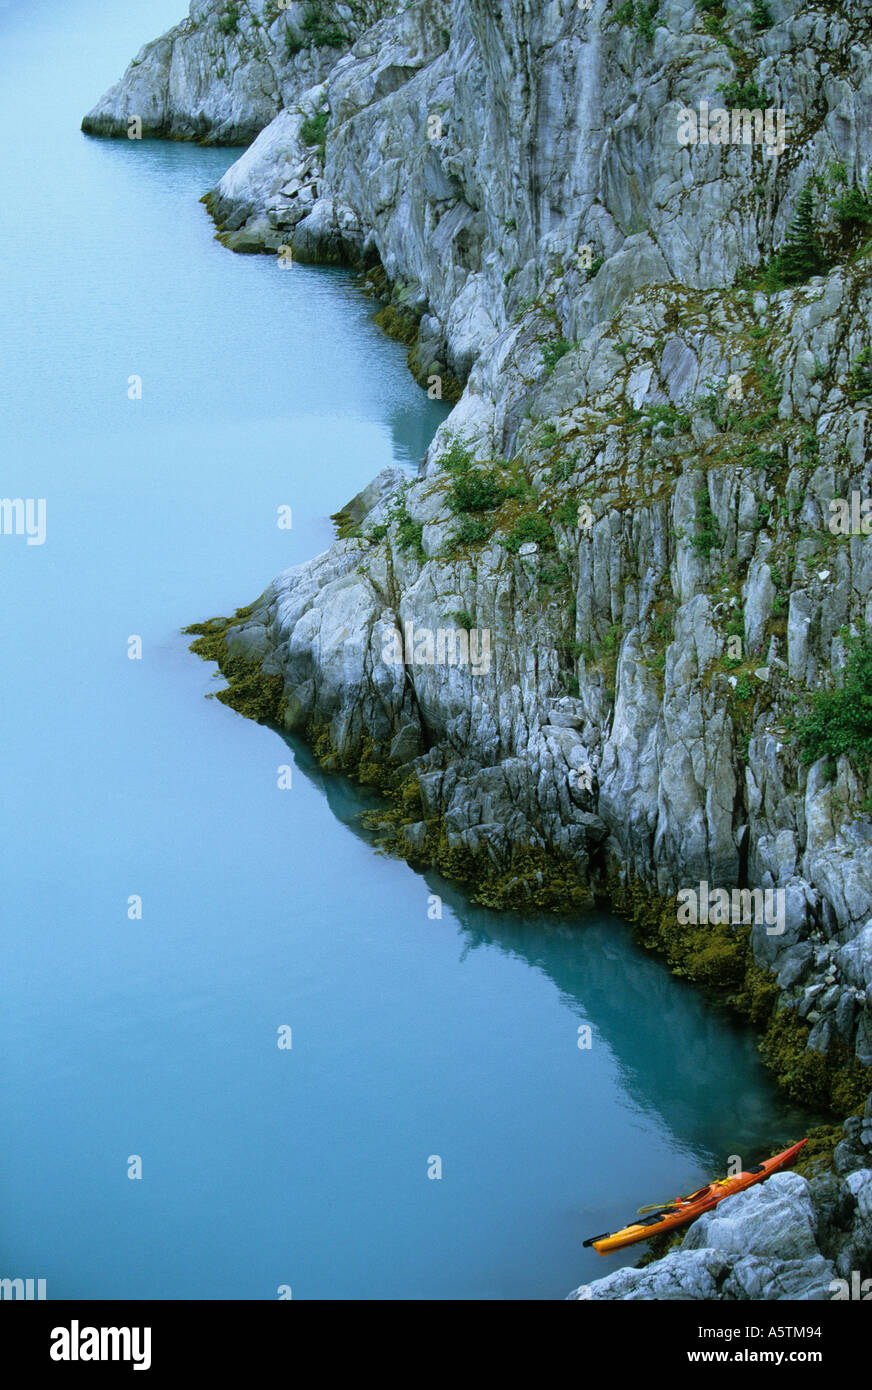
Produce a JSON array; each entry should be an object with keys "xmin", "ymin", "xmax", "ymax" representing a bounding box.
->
[
  {"xmin": 502, "ymin": 511, "xmax": 554, "ymax": 552},
  {"xmin": 440, "ymin": 438, "xmax": 474, "ymax": 474},
  {"xmin": 795, "ymin": 628, "xmax": 872, "ymax": 768},
  {"xmin": 300, "ymin": 108, "xmax": 329, "ymax": 152},
  {"xmin": 450, "ymin": 516, "xmax": 491, "ymax": 547},
  {"xmin": 750, "ymin": 0, "xmax": 772, "ymax": 29},
  {"xmin": 613, "ymin": 0, "xmax": 659, "ymax": 40},
  {"xmin": 847, "ymin": 347, "xmax": 872, "ymax": 402},
  {"xmin": 300, "ymin": 3, "xmax": 349, "ymax": 48},
  {"xmin": 217, "ymin": 3, "xmax": 240, "ymax": 35},
  {"xmin": 447, "ymin": 468, "xmax": 505, "ymax": 513},
  {"xmin": 832, "ymin": 183, "xmax": 872, "ymax": 229}
]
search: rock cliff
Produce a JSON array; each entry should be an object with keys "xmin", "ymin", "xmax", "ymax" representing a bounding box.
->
[{"xmin": 85, "ymin": 0, "xmax": 872, "ymax": 1298}]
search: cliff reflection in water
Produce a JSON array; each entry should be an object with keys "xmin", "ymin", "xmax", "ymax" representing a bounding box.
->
[{"xmin": 286, "ymin": 731, "xmax": 818, "ymax": 1174}]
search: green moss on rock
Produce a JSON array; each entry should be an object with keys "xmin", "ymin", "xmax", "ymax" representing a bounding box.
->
[
  {"xmin": 374, "ymin": 303, "xmax": 419, "ymax": 346},
  {"xmin": 184, "ymin": 611, "xmax": 287, "ymax": 725},
  {"xmin": 791, "ymin": 1122, "xmax": 849, "ymax": 1179},
  {"xmin": 759, "ymin": 1010, "xmax": 870, "ymax": 1114},
  {"xmin": 301, "ymin": 727, "xmax": 594, "ymax": 911},
  {"xmin": 608, "ymin": 871, "xmax": 871, "ymax": 1117}
]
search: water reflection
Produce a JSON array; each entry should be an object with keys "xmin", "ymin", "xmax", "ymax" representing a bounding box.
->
[{"xmin": 286, "ymin": 730, "xmax": 819, "ymax": 1172}]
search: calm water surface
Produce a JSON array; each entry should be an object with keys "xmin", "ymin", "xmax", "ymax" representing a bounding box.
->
[{"xmin": 0, "ymin": 0, "xmax": 813, "ymax": 1298}]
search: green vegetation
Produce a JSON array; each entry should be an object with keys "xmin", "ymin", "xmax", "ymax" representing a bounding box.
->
[
  {"xmin": 217, "ymin": 3, "xmax": 240, "ymax": 35},
  {"xmin": 450, "ymin": 516, "xmax": 492, "ymax": 546},
  {"xmin": 694, "ymin": 0, "xmax": 725, "ymax": 36},
  {"xmin": 612, "ymin": 872, "xmax": 871, "ymax": 1115},
  {"xmin": 847, "ymin": 347, "xmax": 872, "ymax": 403},
  {"xmin": 794, "ymin": 628, "xmax": 872, "ymax": 769},
  {"xmin": 831, "ymin": 181, "xmax": 872, "ymax": 230},
  {"xmin": 438, "ymin": 445, "xmax": 538, "ymax": 553},
  {"xmin": 183, "ymin": 611, "xmax": 287, "ymax": 725},
  {"xmin": 760, "ymin": 1011, "xmax": 870, "ymax": 1113},
  {"xmin": 548, "ymin": 451, "xmax": 579, "ymax": 484},
  {"xmin": 717, "ymin": 79, "xmax": 770, "ymax": 109},
  {"xmin": 555, "ymin": 498, "xmax": 582, "ymax": 528},
  {"xmin": 285, "ymin": 3, "xmax": 350, "ymax": 54},
  {"xmin": 301, "ymin": 3, "xmax": 349, "ymax": 47},
  {"xmin": 393, "ymin": 498, "xmax": 425, "ymax": 562},
  {"xmin": 687, "ymin": 353, "xmax": 790, "ymax": 496},
  {"xmin": 770, "ymin": 566, "xmax": 788, "ymax": 618},
  {"xmin": 691, "ymin": 485, "xmax": 723, "ymax": 557},
  {"xmin": 542, "ymin": 337, "xmax": 573, "ymax": 373},
  {"xmin": 447, "ymin": 467, "xmax": 507, "ymax": 514},
  {"xmin": 374, "ymin": 302, "xmax": 419, "ymax": 346},
  {"xmin": 612, "ymin": 0, "xmax": 659, "ymax": 40},
  {"xmin": 628, "ymin": 402, "xmax": 691, "ymax": 439},
  {"xmin": 764, "ymin": 183, "xmax": 829, "ymax": 289},
  {"xmin": 430, "ymin": 834, "xmax": 591, "ymax": 911},
  {"xmin": 502, "ymin": 511, "xmax": 554, "ymax": 553},
  {"xmin": 448, "ymin": 610, "xmax": 475, "ymax": 630},
  {"xmin": 318, "ymin": 757, "xmax": 595, "ymax": 912},
  {"xmin": 440, "ymin": 437, "xmax": 474, "ymax": 473},
  {"xmin": 750, "ymin": 0, "xmax": 772, "ymax": 30},
  {"xmin": 745, "ymin": 167, "xmax": 872, "ymax": 292},
  {"xmin": 646, "ymin": 602, "xmax": 674, "ymax": 676},
  {"xmin": 652, "ymin": 607, "xmax": 674, "ymax": 645},
  {"xmin": 538, "ymin": 560, "xmax": 569, "ymax": 591},
  {"xmin": 791, "ymin": 1123, "xmax": 850, "ymax": 1179},
  {"xmin": 330, "ymin": 501, "xmax": 360, "ymax": 539},
  {"xmin": 300, "ymin": 108, "xmax": 329, "ymax": 152}
]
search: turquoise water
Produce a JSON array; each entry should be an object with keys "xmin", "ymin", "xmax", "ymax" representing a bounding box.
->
[{"xmin": 0, "ymin": 0, "xmax": 813, "ymax": 1299}]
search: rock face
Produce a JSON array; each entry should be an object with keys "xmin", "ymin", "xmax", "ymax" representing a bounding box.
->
[
  {"xmin": 87, "ymin": 0, "xmax": 872, "ymax": 1297},
  {"xmin": 81, "ymin": 1, "xmax": 398, "ymax": 144}
]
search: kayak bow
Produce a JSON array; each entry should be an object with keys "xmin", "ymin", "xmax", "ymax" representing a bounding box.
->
[{"xmin": 583, "ymin": 1138, "xmax": 808, "ymax": 1255}]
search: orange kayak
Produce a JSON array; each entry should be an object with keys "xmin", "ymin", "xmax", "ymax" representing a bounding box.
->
[{"xmin": 583, "ymin": 1138, "xmax": 808, "ymax": 1255}]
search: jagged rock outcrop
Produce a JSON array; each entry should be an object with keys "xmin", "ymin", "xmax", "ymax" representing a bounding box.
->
[
  {"xmin": 81, "ymin": 0, "xmax": 401, "ymax": 144},
  {"xmin": 220, "ymin": 264, "xmax": 872, "ymax": 1078},
  {"xmin": 85, "ymin": 0, "xmax": 872, "ymax": 1298}
]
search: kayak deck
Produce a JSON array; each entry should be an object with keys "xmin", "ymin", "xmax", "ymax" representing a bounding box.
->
[{"xmin": 583, "ymin": 1139, "xmax": 808, "ymax": 1255}]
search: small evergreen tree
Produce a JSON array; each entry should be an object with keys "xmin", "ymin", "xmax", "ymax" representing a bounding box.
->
[{"xmin": 767, "ymin": 184, "xmax": 829, "ymax": 288}]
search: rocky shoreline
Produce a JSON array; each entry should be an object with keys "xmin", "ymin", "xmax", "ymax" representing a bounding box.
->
[{"xmin": 86, "ymin": 0, "xmax": 872, "ymax": 1297}]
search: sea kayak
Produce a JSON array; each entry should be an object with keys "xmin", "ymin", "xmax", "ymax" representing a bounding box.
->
[{"xmin": 583, "ymin": 1138, "xmax": 809, "ymax": 1255}]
